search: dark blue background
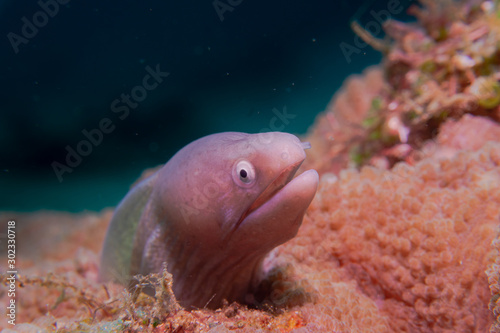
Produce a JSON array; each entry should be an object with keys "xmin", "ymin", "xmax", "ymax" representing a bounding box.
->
[{"xmin": 0, "ymin": 0, "xmax": 414, "ymax": 211}]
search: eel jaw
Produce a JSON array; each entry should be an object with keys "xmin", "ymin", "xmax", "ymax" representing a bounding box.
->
[{"xmin": 233, "ymin": 158, "xmax": 304, "ymax": 232}]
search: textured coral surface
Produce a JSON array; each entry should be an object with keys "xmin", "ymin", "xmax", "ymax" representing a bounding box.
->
[
  {"xmin": 487, "ymin": 232, "xmax": 500, "ymax": 333},
  {"xmin": 296, "ymin": 142, "xmax": 500, "ymax": 332},
  {"xmin": 2, "ymin": 143, "xmax": 500, "ymax": 332}
]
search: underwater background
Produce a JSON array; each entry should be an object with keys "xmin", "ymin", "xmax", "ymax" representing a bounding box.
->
[
  {"xmin": 0, "ymin": 0, "xmax": 414, "ymax": 212},
  {"xmin": 3, "ymin": 1, "xmax": 500, "ymax": 331}
]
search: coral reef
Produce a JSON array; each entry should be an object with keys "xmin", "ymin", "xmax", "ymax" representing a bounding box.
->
[
  {"xmin": 2, "ymin": 0, "xmax": 500, "ymax": 332},
  {"xmin": 0, "ymin": 211, "xmax": 113, "ymax": 326},
  {"xmin": 3, "ymin": 142, "xmax": 500, "ymax": 332},
  {"xmin": 0, "ymin": 212, "xmax": 309, "ymax": 332},
  {"xmin": 297, "ymin": 142, "xmax": 500, "ymax": 332},
  {"xmin": 487, "ymin": 231, "xmax": 500, "ymax": 333},
  {"xmin": 303, "ymin": 66, "xmax": 388, "ymax": 174},
  {"xmin": 302, "ymin": 0, "xmax": 500, "ymax": 175},
  {"xmin": 416, "ymin": 113, "xmax": 500, "ymax": 161}
]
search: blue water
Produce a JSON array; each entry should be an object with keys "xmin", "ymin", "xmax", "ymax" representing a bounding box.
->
[{"xmin": 0, "ymin": 0, "xmax": 415, "ymax": 212}]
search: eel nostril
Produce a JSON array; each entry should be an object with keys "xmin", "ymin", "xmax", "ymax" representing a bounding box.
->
[{"xmin": 300, "ymin": 141, "xmax": 312, "ymax": 150}]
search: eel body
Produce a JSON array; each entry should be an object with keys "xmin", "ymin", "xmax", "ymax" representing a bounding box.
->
[{"xmin": 99, "ymin": 132, "xmax": 319, "ymax": 309}]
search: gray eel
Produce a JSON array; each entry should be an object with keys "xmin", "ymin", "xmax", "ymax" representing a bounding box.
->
[{"xmin": 99, "ymin": 132, "xmax": 319, "ymax": 309}]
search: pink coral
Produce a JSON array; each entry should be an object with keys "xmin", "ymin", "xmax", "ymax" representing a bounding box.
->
[
  {"xmin": 487, "ymin": 232, "xmax": 500, "ymax": 333},
  {"xmin": 417, "ymin": 114, "xmax": 500, "ymax": 161},
  {"xmin": 291, "ymin": 142, "xmax": 500, "ymax": 332},
  {"xmin": 301, "ymin": 66, "xmax": 388, "ymax": 175}
]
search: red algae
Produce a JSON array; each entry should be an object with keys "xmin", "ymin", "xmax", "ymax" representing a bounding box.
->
[{"xmin": 301, "ymin": 0, "xmax": 500, "ymax": 175}]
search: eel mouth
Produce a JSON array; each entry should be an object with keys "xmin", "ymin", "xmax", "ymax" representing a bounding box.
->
[{"xmin": 233, "ymin": 157, "xmax": 305, "ymax": 231}]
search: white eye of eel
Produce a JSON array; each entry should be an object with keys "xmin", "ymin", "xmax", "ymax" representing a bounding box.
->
[{"xmin": 232, "ymin": 160, "xmax": 256, "ymax": 187}]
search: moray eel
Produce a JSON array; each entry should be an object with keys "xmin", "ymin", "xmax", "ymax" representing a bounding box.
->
[{"xmin": 99, "ymin": 132, "xmax": 319, "ymax": 309}]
